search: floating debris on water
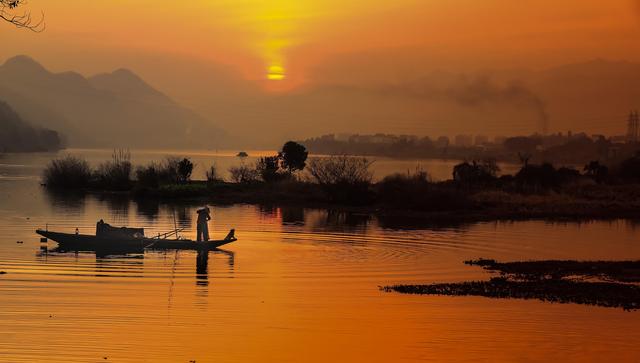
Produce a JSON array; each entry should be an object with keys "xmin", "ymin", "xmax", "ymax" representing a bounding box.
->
[{"xmin": 382, "ymin": 259, "xmax": 640, "ymax": 310}]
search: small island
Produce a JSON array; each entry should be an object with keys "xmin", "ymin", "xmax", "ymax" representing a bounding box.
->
[{"xmin": 382, "ymin": 259, "xmax": 640, "ymax": 310}]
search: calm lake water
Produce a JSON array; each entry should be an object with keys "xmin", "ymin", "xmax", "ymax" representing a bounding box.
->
[{"xmin": 1, "ymin": 150, "xmax": 639, "ymax": 362}]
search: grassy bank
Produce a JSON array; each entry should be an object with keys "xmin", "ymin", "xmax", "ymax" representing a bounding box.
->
[{"xmin": 41, "ymin": 151, "xmax": 640, "ymax": 223}]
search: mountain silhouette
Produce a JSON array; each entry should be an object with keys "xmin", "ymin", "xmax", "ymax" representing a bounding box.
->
[
  {"xmin": 0, "ymin": 55, "xmax": 225, "ymax": 148},
  {"xmin": 0, "ymin": 100, "xmax": 62, "ymax": 152}
]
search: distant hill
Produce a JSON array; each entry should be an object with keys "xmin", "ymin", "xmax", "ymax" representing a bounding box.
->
[
  {"xmin": 0, "ymin": 55, "xmax": 226, "ymax": 149},
  {"xmin": 0, "ymin": 100, "xmax": 62, "ymax": 152}
]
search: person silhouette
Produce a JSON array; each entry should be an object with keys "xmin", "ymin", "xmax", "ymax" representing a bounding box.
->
[{"xmin": 196, "ymin": 207, "xmax": 211, "ymax": 242}]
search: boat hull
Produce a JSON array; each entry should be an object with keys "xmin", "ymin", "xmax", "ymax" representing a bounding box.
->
[{"xmin": 36, "ymin": 229, "xmax": 237, "ymax": 252}]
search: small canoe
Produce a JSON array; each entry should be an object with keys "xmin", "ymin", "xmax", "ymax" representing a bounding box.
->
[{"xmin": 36, "ymin": 229, "xmax": 237, "ymax": 252}]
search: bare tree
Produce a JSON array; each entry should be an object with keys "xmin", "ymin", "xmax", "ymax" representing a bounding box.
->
[
  {"xmin": 1, "ymin": 1, "xmax": 44, "ymax": 31},
  {"xmin": 308, "ymin": 155, "xmax": 373, "ymax": 186}
]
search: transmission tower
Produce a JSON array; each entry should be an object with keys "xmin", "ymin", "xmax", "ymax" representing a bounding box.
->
[{"xmin": 627, "ymin": 110, "xmax": 639, "ymax": 143}]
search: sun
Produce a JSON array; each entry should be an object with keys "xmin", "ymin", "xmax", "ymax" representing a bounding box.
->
[{"xmin": 267, "ymin": 65, "xmax": 286, "ymax": 81}]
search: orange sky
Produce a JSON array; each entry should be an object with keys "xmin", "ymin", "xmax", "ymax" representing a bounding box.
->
[
  {"xmin": 2, "ymin": 1, "xmax": 640, "ymax": 142},
  {"xmin": 4, "ymin": 1, "xmax": 640, "ymax": 86}
]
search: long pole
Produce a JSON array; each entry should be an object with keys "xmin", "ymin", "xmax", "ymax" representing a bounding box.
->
[{"xmin": 173, "ymin": 209, "xmax": 179, "ymax": 239}]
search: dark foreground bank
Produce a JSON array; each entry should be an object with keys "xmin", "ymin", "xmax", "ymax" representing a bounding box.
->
[{"xmin": 382, "ymin": 259, "xmax": 640, "ymax": 310}]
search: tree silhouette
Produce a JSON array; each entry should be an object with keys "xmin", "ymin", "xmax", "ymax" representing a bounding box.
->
[
  {"xmin": 1, "ymin": 1, "xmax": 44, "ymax": 31},
  {"xmin": 279, "ymin": 141, "xmax": 308, "ymax": 173},
  {"xmin": 177, "ymin": 158, "xmax": 194, "ymax": 184}
]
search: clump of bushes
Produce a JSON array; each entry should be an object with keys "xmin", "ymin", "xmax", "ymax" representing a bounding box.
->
[
  {"xmin": 229, "ymin": 164, "xmax": 259, "ymax": 183},
  {"xmin": 135, "ymin": 163, "xmax": 162, "ymax": 189},
  {"xmin": 162, "ymin": 156, "xmax": 194, "ymax": 184},
  {"xmin": 95, "ymin": 149, "xmax": 132, "ymax": 190},
  {"xmin": 308, "ymin": 155, "xmax": 374, "ymax": 204},
  {"xmin": 583, "ymin": 161, "xmax": 608, "ymax": 183},
  {"xmin": 135, "ymin": 156, "xmax": 195, "ymax": 189},
  {"xmin": 453, "ymin": 159, "xmax": 499, "ymax": 186},
  {"xmin": 377, "ymin": 169, "xmax": 430, "ymax": 206},
  {"xmin": 515, "ymin": 163, "xmax": 580, "ymax": 191},
  {"xmin": 256, "ymin": 156, "xmax": 290, "ymax": 182},
  {"xmin": 43, "ymin": 155, "xmax": 92, "ymax": 189},
  {"xmin": 377, "ymin": 169, "xmax": 473, "ymax": 211},
  {"xmin": 616, "ymin": 154, "xmax": 640, "ymax": 181}
]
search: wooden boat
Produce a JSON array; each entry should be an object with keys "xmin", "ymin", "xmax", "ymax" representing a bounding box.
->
[
  {"xmin": 36, "ymin": 223, "xmax": 237, "ymax": 253},
  {"xmin": 145, "ymin": 230, "xmax": 237, "ymax": 251}
]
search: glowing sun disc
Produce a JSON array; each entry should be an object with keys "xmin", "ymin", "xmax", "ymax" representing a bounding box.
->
[{"xmin": 267, "ymin": 65, "xmax": 286, "ymax": 81}]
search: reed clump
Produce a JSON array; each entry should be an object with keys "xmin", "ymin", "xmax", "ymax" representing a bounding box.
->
[
  {"xmin": 43, "ymin": 155, "xmax": 92, "ymax": 189},
  {"xmin": 95, "ymin": 149, "xmax": 132, "ymax": 190}
]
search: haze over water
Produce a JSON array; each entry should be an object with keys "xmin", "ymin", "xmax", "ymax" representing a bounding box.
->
[{"xmin": 1, "ymin": 151, "xmax": 640, "ymax": 362}]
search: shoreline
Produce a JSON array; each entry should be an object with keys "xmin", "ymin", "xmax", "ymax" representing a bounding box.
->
[{"xmin": 45, "ymin": 180, "xmax": 640, "ymax": 226}]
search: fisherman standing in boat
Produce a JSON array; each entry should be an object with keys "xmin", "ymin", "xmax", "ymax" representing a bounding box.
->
[{"xmin": 196, "ymin": 207, "xmax": 211, "ymax": 242}]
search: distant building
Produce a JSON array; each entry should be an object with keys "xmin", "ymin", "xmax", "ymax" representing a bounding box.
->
[
  {"xmin": 494, "ymin": 136, "xmax": 507, "ymax": 145},
  {"xmin": 435, "ymin": 136, "xmax": 450, "ymax": 148},
  {"xmin": 611, "ymin": 135, "xmax": 627, "ymax": 144},
  {"xmin": 370, "ymin": 134, "xmax": 397, "ymax": 144},
  {"xmin": 454, "ymin": 134, "xmax": 473, "ymax": 147},
  {"xmin": 474, "ymin": 135, "xmax": 489, "ymax": 146}
]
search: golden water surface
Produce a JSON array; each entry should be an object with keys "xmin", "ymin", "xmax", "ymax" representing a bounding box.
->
[{"xmin": 0, "ymin": 152, "xmax": 639, "ymax": 362}]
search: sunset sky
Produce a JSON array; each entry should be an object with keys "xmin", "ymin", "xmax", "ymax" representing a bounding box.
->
[
  {"xmin": 4, "ymin": 1, "xmax": 638, "ymax": 82},
  {"xmin": 2, "ymin": 1, "xmax": 640, "ymax": 144}
]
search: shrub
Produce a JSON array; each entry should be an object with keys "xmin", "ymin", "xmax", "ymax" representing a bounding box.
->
[
  {"xmin": 160, "ymin": 156, "xmax": 181, "ymax": 184},
  {"xmin": 155, "ymin": 156, "xmax": 193, "ymax": 184},
  {"xmin": 135, "ymin": 157, "xmax": 193, "ymax": 188},
  {"xmin": 377, "ymin": 170, "xmax": 472, "ymax": 211},
  {"xmin": 378, "ymin": 170, "xmax": 430, "ymax": 207},
  {"xmin": 515, "ymin": 163, "xmax": 580, "ymax": 191},
  {"xmin": 135, "ymin": 163, "xmax": 161, "ymax": 188},
  {"xmin": 308, "ymin": 155, "xmax": 374, "ymax": 204},
  {"xmin": 95, "ymin": 149, "xmax": 132, "ymax": 190},
  {"xmin": 453, "ymin": 159, "xmax": 499, "ymax": 185},
  {"xmin": 308, "ymin": 155, "xmax": 373, "ymax": 185},
  {"xmin": 43, "ymin": 155, "xmax": 92, "ymax": 189},
  {"xmin": 229, "ymin": 164, "xmax": 259, "ymax": 183},
  {"xmin": 256, "ymin": 156, "xmax": 288, "ymax": 182}
]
